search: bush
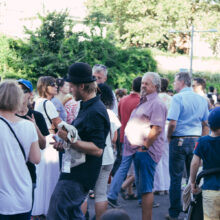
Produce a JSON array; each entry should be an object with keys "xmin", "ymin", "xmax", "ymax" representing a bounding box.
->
[{"xmin": 0, "ymin": 11, "xmax": 157, "ymax": 90}]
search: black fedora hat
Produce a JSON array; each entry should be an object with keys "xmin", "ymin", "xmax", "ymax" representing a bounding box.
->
[{"xmin": 66, "ymin": 62, "xmax": 96, "ymax": 84}]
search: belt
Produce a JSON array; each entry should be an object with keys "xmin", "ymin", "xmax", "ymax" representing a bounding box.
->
[{"xmin": 171, "ymin": 136, "xmax": 200, "ymax": 139}]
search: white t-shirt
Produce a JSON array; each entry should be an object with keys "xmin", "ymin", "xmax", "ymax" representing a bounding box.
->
[
  {"xmin": 0, "ymin": 117, "xmax": 38, "ymax": 215},
  {"xmin": 102, "ymin": 109, "xmax": 121, "ymax": 165},
  {"xmin": 34, "ymin": 97, "xmax": 59, "ymax": 129}
]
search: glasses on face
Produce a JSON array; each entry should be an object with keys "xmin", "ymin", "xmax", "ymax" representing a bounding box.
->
[
  {"xmin": 94, "ymin": 64, "xmax": 107, "ymax": 69},
  {"xmin": 48, "ymin": 82, "xmax": 56, "ymax": 87},
  {"xmin": 22, "ymin": 88, "xmax": 30, "ymax": 94}
]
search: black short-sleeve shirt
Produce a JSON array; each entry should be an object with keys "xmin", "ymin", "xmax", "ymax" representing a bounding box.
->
[
  {"xmin": 17, "ymin": 109, "xmax": 49, "ymax": 183},
  {"xmin": 60, "ymin": 96, "xmax": 110, "ymax": 191}
]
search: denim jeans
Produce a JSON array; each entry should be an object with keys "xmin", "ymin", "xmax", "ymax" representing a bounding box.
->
[
  {"xmin": 108, "ymin": 154, "xmax": 134, "ymax": 201},
  {"xmin": 169, "ymin": 137, "xmax": 198, "ymax": 218},
  {"xmin": 134, "ymin": 152, "xmax": 157, "ymax": 198},
  {"xmin": 47, "ymin": 179, "xmax": 87, "ymax": 220}
]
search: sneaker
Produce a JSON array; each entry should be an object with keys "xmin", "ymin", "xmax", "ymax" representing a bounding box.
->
[
  {"xmin": 108, "ymin": 198, "xmax": 121, "ymax": 208},
  {"xmin": 153, "ymin": 202, "xmax": 160, "ymax": 208}
]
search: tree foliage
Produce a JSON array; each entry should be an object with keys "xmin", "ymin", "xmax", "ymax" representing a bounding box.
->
[
  {"xmin": 0, "ymin": 11, "xmax": 156, "ymax": 89},
  {"xmin": 86, "ymin": 0, "xmax": 220, "ymax": 53}
]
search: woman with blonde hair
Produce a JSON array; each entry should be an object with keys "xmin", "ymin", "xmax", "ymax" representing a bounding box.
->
[
  {"xmin": 32, "ymin": 76, "xmax": 62, "ymax": 219},
  {"xmin": 0, "ymin": 80, "xmax": 40, "ymax": 220}
]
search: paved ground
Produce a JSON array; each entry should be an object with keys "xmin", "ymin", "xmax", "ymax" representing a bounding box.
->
[{"xmin": 88, "ymin": 192, "xmax": 187, "ymax": 220}]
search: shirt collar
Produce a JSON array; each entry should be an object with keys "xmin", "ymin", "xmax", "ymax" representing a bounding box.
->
[
  {"xmin": 80, "ymin": 96, "xmax": 99, "ymax": 110},
  {"xmin": 179, "ymin": 87, "xmax": 192, "ymax": 93},
  {"xmin": 140, "ymin": 92, "xmax": 157, "ymax": 104},
  {"xmin": 146, "ymin": 91, "xmax": 158, "ymax": 100}
]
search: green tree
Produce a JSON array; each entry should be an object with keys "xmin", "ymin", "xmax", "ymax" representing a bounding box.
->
[
  {"xmin": 86, "ymin": 0, "xmax": 220, "ymax": 53},
  {"xmin": 1, "ymin": 11, "xmax": 157, "ymax": 89}
]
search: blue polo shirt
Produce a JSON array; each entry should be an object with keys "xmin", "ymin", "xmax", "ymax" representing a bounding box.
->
[
  {"xmin": 168, "ymin": 87, "xmax": 209, "ymax": 136},
  {"xmin": 194, "ymin": 136, "xmax": 220, "ymax": 190},
  {"xmin": 60, "ymin": 96, "xmax": 110, "ymax": 191}
]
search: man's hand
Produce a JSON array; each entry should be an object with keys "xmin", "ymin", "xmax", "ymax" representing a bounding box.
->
[
  {"xmin": 50, "ymin": 136, "xmax": 64, "ymax": 151},
  {"xmin": 58, "ymin": 129, "xmax": 68, "ymax": 142},
  {"xmin": 27, "ymin": 114, "xmax": 36, "ymax": 126},
  {"xmin": 191, "ymin": 182, "xmax": 200, "ymax": 194}
]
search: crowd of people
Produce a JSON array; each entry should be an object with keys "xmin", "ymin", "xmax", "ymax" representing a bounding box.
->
[{"xmin": 0, "ymin": 62, "xmax": 219, "ymax": 220}]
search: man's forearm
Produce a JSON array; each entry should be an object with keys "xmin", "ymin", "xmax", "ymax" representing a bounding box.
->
[
  {"xmin": 144, "ymin": 126, "xmax": 161, "ymax": 149},
  {"xmin": 36, "ymin": 126, "xmax": 46, "ymax": 149},
  {"xmin": 70, "ymin": 140, "xmax": 103, "ymax": 157},
  {"xmin": 190, "ymin": 162, "xmax": 199, "ymax": 184},
  {"xmin": 167, "ymin": 120, "xmax": 177, "ymax": 140},
  {"xmin": 202, "ymin": 120, "xmax": 209, "ymax": 136},
  {"xmin": 190, "ymin": 155, "xmax": 200, "ymax": 183}
]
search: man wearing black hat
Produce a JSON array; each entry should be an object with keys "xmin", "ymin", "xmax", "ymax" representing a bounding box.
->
[{"xmin": 47, "ymin": 62, "xmax": 110, "ymax": 220}]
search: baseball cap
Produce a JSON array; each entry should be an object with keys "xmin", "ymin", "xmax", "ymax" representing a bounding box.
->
[
  {"xmin": 208, "ymin": 107, "xmax": 220, "ymax": 130},
  {"xmin": 18, "ymin": 79, "xmax": 33, "ymax": 92}
]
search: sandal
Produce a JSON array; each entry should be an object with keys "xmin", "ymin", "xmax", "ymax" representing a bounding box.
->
[{"xmin": 122, "ymin": 193, "xmax": 138, "ymax": 200}]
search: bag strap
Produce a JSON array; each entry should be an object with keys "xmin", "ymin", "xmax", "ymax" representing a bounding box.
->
[
  {"xmin": 43, "ymin": 100, "xmax": 52, "ymax": 125},
  {"xmin": 0, "ymin": 117, "xmax": 26, "ymax": 160}
]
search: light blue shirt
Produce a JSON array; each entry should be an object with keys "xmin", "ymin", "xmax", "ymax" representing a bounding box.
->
[{"xmin": 168, "ymin": 87, "xmax": 209, "ymax": 136}]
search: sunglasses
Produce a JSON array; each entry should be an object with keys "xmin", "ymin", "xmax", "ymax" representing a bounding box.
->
[
  {"xmin": 22, "ymin": 88, "xmax": 30, "ymax": 94},
  {"xmin": 48, "ymin": 82, "xmax": 56, "ymax": 87}
]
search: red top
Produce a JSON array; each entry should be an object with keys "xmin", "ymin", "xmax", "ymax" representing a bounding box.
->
[{"xmin": 118, "ymin": 93, "xmax": 140, "ymax": 143}]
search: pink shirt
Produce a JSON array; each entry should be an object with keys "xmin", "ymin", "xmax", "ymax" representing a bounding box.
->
[{"xmin": 123, "ymin": 92, "xmax": 167, "ymax": 163}]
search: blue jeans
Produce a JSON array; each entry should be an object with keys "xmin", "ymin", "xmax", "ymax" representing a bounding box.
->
[
  {"xmin": 108, "ymin": 154, "xmax": 134, "ymax": 201},
  {"xmin": 47, "ymin": 179, "xmax": 87, "ymax": 220},
  {"xmin": 169, "ymin": 137, "xmax": 198, "ymax": 218}
]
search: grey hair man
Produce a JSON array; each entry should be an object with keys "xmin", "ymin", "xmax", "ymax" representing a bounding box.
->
[
  {"xmin": 121, "ymin": 72, "xmax": 167, "ymax": 220},
  {"xmin": 92, "ymin": 64, "xmax": 118, "ymax": 115},
  {"xmin": 166, "ymin": 72, "xmax": 209, "ymax": 220}
]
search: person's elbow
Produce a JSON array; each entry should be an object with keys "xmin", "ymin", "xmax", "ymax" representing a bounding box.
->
[
  {"xmin": 29, "ymin": 152, "xmax": 41, "ymax": 164},
  {"xmin": 29, "ymin": 142, "xmax": 41, "ymax": 164},
  {"xmin": 32, "ymin": 155, "xmax": 41, "ymax": 164},
  {"xmin": 39, "ymin": 137, "xmax": 46, "ymax": 150},
  {"xmin": 95, "ymin": 148, "xmax": 103, "ymax": 157}
]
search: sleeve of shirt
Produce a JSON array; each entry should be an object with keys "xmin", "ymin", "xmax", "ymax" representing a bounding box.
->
[
  {"xmin": 85, "ymin": 111, "xmax": 109, "ymax": 149},
  {"xmin": 167, "ymin": 95, "xmax": 181, "ymax": 121},
  {"xmin": 108, "ymin": 110, "xmax": 121, "ymax": 136},
  {"xmin": 34, "ymin": 111, "xmax": 50, "ymax": 136},
  {"xmin": 201, "ymin": 101, "xmax": 209, "ymax": 121},
  {"xmin": 150, "ymin": 102, "xmax": 167, "ymax": 128},
  {"xmin": 193, "ymin": 138, "xmax": 203, "ymax": 159},
  {"xmin": 46, "ymin": 100, "xmax": 59, "ymax": 120}
]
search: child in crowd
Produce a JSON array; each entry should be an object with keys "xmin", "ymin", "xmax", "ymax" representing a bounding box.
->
[{"xmin": 190, "ymin": 107, "xmax": 220, "ymax": 220}]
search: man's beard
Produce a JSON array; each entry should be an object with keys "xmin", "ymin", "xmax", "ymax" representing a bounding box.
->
[
  {"xmin": 74, "ymin": 89, "xmax": 82, "ymax": 101},
  {"xmin": 140, "ymin": 88, "xmax": 147, "ymax": 97}
]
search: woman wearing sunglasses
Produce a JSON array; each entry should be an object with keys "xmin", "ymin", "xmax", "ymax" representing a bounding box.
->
[{"xmin": 32, "ymin": 76, "xmax": 62, "ymax": 220}]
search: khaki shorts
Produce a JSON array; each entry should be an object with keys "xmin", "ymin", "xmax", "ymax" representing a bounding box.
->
[
  {"xmin": 94, "ymin": 164, "xmax": 113, "ymax": 203},
  {"xmin": 203, "ymin": 190, "xmax": 220, "ymax": 220}
]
